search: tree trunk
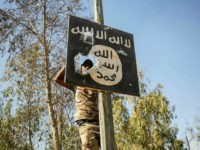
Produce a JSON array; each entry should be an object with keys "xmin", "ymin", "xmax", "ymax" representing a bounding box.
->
[
  {"xmin": 28, "ymin": 100, "xmax": 33, "ymax": 150},
  {"xmin": 43, "ymin": 0, "xmax": 61, "ymax": 149},
  {"xmin": 44, "ymin": 45, "xmax": 61, "ymax": 150},
  {"xmin": 46, "ymin": 92, "xmax": 61, "ymax": 150},
  {"xmin": 186, "ymin": 136, "xmax": 190, "ymax": 150}
]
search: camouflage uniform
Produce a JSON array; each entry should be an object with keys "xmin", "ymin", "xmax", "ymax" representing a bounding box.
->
[{"xmin": 75, "ymin": 86, "xmax": 100, "ymax": 150}]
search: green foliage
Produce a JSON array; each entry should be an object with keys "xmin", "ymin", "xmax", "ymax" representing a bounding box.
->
[
  {"xmin": 51, "ymin": 88, "xmax": 81, "ymax": 149},
  {"xmin": 0, "ymin": 99, "xmax": 32, "ymax": 149},
  {"xmin": 184, "ymin": 117, "xmax": 200, "ymax": 149},
  {"xmin": 0, "ymin": 0, "xmax": 186, "ymax": 149},
  {"xmin": 0, "ymin": 0, "xmax": 88, "ymax": 149},
  {"xmin": 128, "ymin": 89, "xmax": 178, "ymax": 150},
  {"xmin": 0, "ymin": 99, "xmax": 15, "ymax": 149},
  {"xmin": 112, "ymin": 72, "xmax": 184, "ymax": 150},
  {"xmin": 112, "ymin": 94, "xmax": 129, "ymax": 148},
  {"xmin": 197, "ymin": 119, "xmax": 200, "ymax": 142}
]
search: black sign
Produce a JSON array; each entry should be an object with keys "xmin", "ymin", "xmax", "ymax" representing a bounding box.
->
[{"xmin": 65, "ymin": 15, "xmax": 139, "ymax": 96}]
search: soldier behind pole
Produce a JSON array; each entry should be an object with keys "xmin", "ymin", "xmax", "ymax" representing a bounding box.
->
[{"xmin": 54, "ymin": 59, "xmax": 100, "ymax": 149}]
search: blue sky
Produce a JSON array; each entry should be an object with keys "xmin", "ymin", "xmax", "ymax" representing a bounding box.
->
[
  {"xmin": 101, "ymin": 0, "xmax": 200, "ymax": 139},
  {"xmin": 0, "ymin": 0, "xmax": 200, "ymax": 142}
]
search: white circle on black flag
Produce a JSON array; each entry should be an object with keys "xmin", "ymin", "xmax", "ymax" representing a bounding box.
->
[{"xmin": 89, "ymin": 45, "xmax": 122, "ymax": 86}]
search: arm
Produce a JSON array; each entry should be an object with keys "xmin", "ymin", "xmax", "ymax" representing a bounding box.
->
[{"xmin": 54, "ymin": 67, "xmax": 74, "ymax": 90}]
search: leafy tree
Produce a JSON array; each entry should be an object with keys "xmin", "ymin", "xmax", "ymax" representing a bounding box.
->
[
  {"xmin": 0, "ymin": 49, "xmax": 44, "ymax": 149},
  {"xmin": 127, "ymin": 87, "xmax": 179, "ymax": 150},
  {"xmin": 0, "ymin": 0, "xmax": 88, "ymax": 149},
  {"xmin": 112, "ymin": 94, "xmax": 129, "ymax": 148},
  {"xmin": 112, "ymin": 71, "xmax": 184, "ymax": 150},
  {"xmin": 0, "ymin": 98, "xmax": 16, "ymax": 149},
  {"xmin": 184, "ymin": 117, "xmax": 200, "ymax": 150},
  {"xmin": 0, "ymin": 98, "xmax": 34, "ymax": 149},
  {"xmin": 51, "ymin": 85, "xmax": 81, "ymax": 149},
  {"xmin": 196, "ymin": 118, "xmax": 200, "ymax": 147}
]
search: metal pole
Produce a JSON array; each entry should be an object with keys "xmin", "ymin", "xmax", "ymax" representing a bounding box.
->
[
  {"xmin": 93, "ymin": 0, "xmax": 104, "ymax": 24},
  {"xmin": 93, "ymin": 0, "xmax": 116, "ymax": 149},
  {"xmin": 98, "ymin": 92, "xmax": 116, "ymax": 150}
]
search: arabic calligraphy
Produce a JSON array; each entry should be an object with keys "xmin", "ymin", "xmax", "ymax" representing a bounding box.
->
[
  {"xmin": 71, "ymin": 26, "xmax": 132, "ymax": 48},
  {"xmin": 89, "ymin": 45, "xmax": 122, "ymax": 86},
  {"xmin": 102, "ymin": 62, "xmax": 114, "ymax": 70},
  {"xmin": 97, "ymin": 71, "xmax": 117, "ymax": 81},
  {"xmin": 109, "ymin": 36, "xmax": 131, "ymax": 48},
  {"xmin": 94, "ymin": 50, "xmax": 113, "ymax": 59}
]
